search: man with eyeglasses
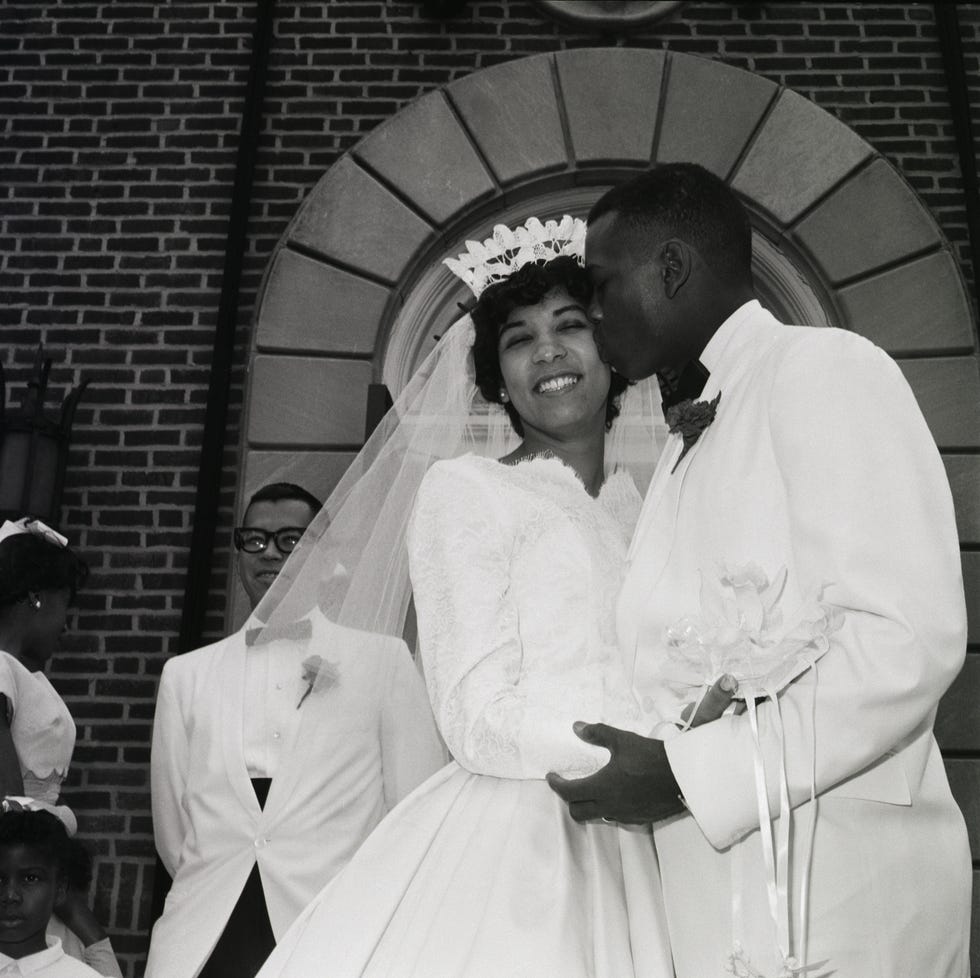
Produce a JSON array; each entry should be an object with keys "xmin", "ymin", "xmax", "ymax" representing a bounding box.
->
[
  {"xmin": 148, "ymin": 483, "xmax": 444, "ymax": 978},
  {"xmin": 233, "ymin": 482, "xmax": 322, "ymax": 612}
]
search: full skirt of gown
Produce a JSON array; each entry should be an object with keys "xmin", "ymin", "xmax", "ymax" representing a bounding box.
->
[{"xmin": 257, "ymin": 761, "xmax": 673, "ymax": 978}]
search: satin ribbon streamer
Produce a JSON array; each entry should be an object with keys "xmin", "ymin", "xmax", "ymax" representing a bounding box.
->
[{"xmin": 734, "ymin": 660, "xmax": 821, "ymax": 978}]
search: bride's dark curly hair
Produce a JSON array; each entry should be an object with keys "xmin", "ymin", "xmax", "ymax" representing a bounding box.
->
[{"xmin": 470, "ymin": 256, "xmax": 629, "ymax": 437}]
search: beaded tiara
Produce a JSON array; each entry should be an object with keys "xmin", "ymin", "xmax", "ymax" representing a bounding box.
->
[{"xmin": 444, "ymin": 214, "xmax": 587, "ymax": 299}]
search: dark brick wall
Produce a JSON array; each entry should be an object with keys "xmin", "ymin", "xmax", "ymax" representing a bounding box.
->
[
  {"xmin": 0, "ymin": 2, "xmax": 254, "ymax": 970},
  {"xmin": 2, "ymin": 3, "xmax": 977, "ymax": 974}
]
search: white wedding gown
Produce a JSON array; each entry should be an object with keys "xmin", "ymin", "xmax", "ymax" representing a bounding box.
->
[{"xmin": 257, "ymin": 455, "xmax": 674, "ymax": 978}]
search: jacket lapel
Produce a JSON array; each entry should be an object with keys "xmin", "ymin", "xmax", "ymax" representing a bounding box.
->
[
  {"xmin": 628, "ymin": 367, "xmax": 724, "ymax": 589},
  {"xmin": 627, "ymin": 309, "xmax": 784, "ymax": 587},
  {"xmin": 219, "ymin": 628, "xmax": 263, "ymax": 817}
]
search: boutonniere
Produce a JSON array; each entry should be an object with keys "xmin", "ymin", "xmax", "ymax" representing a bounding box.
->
[
  {"xmin": 665, "ymin": 391, "xmax": 721, "ymax": 473},
  {"xmin": 296, "ymin": 654, "xmax": 340, "ymax": 709}
]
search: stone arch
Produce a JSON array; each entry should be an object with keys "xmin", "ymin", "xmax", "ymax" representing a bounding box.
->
[{"xmin": 238, "ymin": 49, "xmax": 979, "ymax": 630}]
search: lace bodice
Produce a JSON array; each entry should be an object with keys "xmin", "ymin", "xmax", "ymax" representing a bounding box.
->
[{"xmin": 407, "ymin": 454, "xmax": 649, "ymax": 779}]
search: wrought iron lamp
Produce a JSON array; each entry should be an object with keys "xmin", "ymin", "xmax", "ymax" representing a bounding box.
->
[{"xmin": 0, "ymin": 346, "xmax": 88, "ymax": 528}]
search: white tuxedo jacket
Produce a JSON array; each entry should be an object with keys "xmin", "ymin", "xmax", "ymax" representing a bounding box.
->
[
  {"xmin": 146, "ymin": 615, "xmax": 445, "ymax": 978},
  {"xmin": 619, "ymin": 302, "xmax": 971, "ymax": 978}
]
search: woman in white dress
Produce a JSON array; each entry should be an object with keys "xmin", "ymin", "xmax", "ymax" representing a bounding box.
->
[
  {"xmin": 0, "ymin": 518, "xmax": 122, "ymax": 977},
  {"xmin": 254, "ymin": 217, "xmax": 732, "ymax": 978}
]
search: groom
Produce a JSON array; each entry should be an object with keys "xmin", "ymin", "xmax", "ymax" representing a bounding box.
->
[{"xmin": 549, "ymin": 164, "xmax": 971, "ymax": 976}]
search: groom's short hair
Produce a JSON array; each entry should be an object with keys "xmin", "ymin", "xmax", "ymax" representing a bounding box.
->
[{"xmin": 589, "ymin": 163, "xmax": 753, "ymax": 287}]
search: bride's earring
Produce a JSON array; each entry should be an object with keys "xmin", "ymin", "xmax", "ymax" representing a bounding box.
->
[{"xmin": 499, "ymin": 388, "xmax": 509, "ymax": 403}]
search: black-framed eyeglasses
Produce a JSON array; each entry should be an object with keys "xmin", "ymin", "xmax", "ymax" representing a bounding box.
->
[{"xmin": 233, "ymin": 527, "xmax": 306, "ymax": 555}]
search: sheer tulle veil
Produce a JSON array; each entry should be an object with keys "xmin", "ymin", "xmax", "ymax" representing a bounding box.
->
[{"xmin": 247, "ymin": 237, "xmax": 669, "ymax": 666}]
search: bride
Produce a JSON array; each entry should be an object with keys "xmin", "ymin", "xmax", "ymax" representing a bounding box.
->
[{"xmin": 253, "ymin": 216, "xmax": 733, "ymax": 977}]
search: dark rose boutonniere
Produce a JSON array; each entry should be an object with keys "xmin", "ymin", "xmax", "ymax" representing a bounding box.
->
[
  {"xmin": 296, "ymin": 654, "xmax": 340, "ymax": 709},
  {"xmin": 665, "ymin": 392, "xmax": 721, "ymax": 473}
]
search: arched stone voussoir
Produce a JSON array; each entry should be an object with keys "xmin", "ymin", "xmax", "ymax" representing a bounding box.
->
[
  {"xmin": 944, "ymin": 454, "xmax": 980, "ymax": 546},
  {"xmin": 255, "ymin": 248, "xmax": 390, "ymax": 356},
  {"xmin": 353, "ymin": 91, "xmax": 497, "ymax": 227},
  {"xmin": 247, "ymin": 355, "xmax": 374, "ymax": 448},
  {"xmin": 791, "ymin": 157, "xmax": 942, "ymax": 286},
  {"xmin": 936, "ymin": 655, "xmax": 980, "ymax": 751},
  {"xmin": 288, "ymin": 155, "xmax": 435, "ymax": 285},
  {"xmin": 833, "ymin": 249, "xmax": 973, "ymax": 354},
  {"xmin": 243, "ymin": 449, "xmax": 361, "ymax": 508},
  {"xmin": 733, "ymin": 88, "xmax": 873, "ymax": 227},
  {"xmin": 447, "ymin": 53, "xmax": 567, "ymax": 186},
  {"xmin": 555, "ymin": 48, "xmax": 664, "ymax": 166},
  {"xmin": 963, "ymin": 556, "xmax": 980, "ymax": 648},
  {"xmin": 897, "ymin": 356, "xmax": 980, "ymax": 451},
  {"xmin": 656, "ymin": 53, "xmax": 777, "ymax": 179}
]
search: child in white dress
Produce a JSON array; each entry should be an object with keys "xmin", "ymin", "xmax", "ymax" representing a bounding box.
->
[
  {"xmin": 0, "ymin": 810, "xmax": 103, "ymax": 977},
  {"xmin": 0, "ymin": 520, "xmax": 120, "ymax": 978}
]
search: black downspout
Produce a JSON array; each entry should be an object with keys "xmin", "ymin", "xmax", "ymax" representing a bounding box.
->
[
  {"xmin": 935, "ymin": 2, "xmax": 980, "ymax": 340},
  {"xmin": 176, "ymin": 0, "xmax": 276, "ymax": 655},
  {"xmin": 151, "ymin": 0, "xmax": 277, "ymax": 929}
]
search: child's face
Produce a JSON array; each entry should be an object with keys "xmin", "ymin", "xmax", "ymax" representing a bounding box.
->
[{"xmin": 0, "ymin": 844, "xmax": 65, "ymax": 958}]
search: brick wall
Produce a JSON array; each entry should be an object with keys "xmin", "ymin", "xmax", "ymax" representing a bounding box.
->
[
  {"xmin": 0, "ymin": 2, "xmax": 254, "ymax": 970},
  {"xmin": 1, "ymin": 3, "xmax": 976, "ymax": 974}
]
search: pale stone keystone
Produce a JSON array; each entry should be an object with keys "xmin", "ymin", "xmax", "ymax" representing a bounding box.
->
[
  {"xmin": 555, "ymin": 47, "xmax": 665, "ymax": 165},
  {"xmin": 447, "ymin": 53, "xmax": 566, "ymax": 185},
  {"xmin": 792, "ymin": 157, "xmax": 942, "ymax": 285},
  {"xmin": 657, "ymin": 52, "xmax": 777, "ymax": 179},
  {"xmin": 733, "ymin": 88, "xmax": 872, "ymax": 226},
  {"xmin": 289, "ymin": 155, "xmax": 434, "ymax": 285},
  {"xmin": 353, "ymin": 91, "xmax": 496, "ymax": 226},
  {"xmin": 255, "ymin": 248, "xmax": 390, "ymax": 356}
]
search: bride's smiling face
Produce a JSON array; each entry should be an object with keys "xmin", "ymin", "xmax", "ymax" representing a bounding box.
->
[{"xmin": 497, "ymin": 286, "xmax": 611, "ymax": 442}]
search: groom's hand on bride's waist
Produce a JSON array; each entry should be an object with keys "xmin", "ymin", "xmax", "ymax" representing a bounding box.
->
[
  {"xmin": 546, "ymin": 674, "xmax": 738, "ymax": 824},
  {"xmin": 546, "ymin": 724, "xmax": 685, "ymax": 824}
]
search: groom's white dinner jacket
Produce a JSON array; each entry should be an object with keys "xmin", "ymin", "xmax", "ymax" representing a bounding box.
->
[
  {"xmin": 619, "ymin": 301, "xmax": 971, "ymax": 978},
  {"xmin": 147, "ymin": 613, "xmax": 445, "ymax": 978}
]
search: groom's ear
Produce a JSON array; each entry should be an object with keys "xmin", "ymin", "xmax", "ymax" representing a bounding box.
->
[{"xmin": 660, "ymin": 240, "xmax": 692, "ymax": 299}]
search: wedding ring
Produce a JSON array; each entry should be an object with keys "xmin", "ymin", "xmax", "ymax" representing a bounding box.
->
[{"xmin": 601, "ymin": 816, "xmax": 616, "ymax": 824}]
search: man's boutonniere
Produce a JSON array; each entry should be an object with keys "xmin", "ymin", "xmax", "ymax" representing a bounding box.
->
[
  {"xmin": 297, "ymin": 654, "xmax": 340, "ymax": 709},
  {"xmin": 665, "ymin": 391, "xmax": 721, "ymax": 473}
]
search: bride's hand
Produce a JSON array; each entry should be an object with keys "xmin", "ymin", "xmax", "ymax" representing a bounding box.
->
[{"xmin": 681, "ymin": 674, "xmax": 741, "ymax": 728}]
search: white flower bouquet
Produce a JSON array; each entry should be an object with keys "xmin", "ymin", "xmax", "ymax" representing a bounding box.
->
[
  {"xmin": 663, "ymin": 562, "xmax": 843, "ymax": 700},
  {"xmin": 662, "ymin": 562, "xmax": 843, "ymax": 978}
]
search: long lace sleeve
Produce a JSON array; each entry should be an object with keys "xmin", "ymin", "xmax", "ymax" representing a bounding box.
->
[{"xmin": 407, "ymin": 459, "xmax": 622, "ymax": 780}]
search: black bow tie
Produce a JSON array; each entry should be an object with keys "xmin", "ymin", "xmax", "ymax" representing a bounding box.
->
[{"xmin": 657, "ymin": 361, "xmax": 710, "ymax": 411}]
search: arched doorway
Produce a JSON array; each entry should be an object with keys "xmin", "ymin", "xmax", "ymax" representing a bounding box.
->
[{"xmin": 238, "ymin": 47, "xmax": 979, "ymax": 633}]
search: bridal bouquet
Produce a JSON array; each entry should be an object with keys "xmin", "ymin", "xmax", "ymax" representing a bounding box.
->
[
  {"xmin": 662, "ymin": 562, "xmax": 843, "ymax": 700},
  {"xmin": 663, "ymin": 562, "xmax": 843, "ymax": 978}
]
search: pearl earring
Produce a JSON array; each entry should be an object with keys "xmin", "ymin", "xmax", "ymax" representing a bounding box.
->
[{"xmin": 499, "ymin": 389, "xmax": 509, "ymax": 403}]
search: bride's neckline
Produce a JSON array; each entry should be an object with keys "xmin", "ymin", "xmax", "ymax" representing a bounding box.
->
[{"xmin": 480, "ymin": 451, "xmax": 618, "ymax": 499}]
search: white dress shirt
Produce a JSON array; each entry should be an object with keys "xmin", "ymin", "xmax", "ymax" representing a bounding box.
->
[{"xmin": 242, "ymin": 641, "xmax": 309, "ymax": 778}]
